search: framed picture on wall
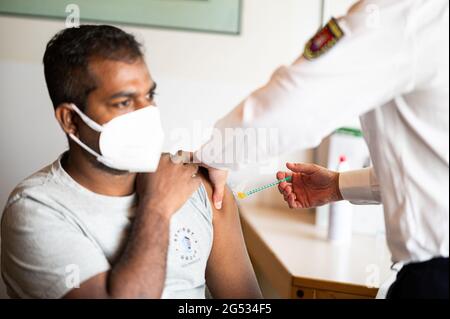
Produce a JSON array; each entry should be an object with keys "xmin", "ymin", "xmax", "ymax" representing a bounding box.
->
[{"xmin": 0, "ymin": 0, "xmax": 242, "ymax": 35}]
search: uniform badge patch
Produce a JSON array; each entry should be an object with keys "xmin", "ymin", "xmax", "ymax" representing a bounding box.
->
[{"xmin": 304, "ymin": 17, "xmax": 344, "ymax": 60}]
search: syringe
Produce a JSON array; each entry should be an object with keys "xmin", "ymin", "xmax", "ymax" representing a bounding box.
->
[{"xmin": 237, "ymin": 176, "xmax": 292, "ymax": 199}]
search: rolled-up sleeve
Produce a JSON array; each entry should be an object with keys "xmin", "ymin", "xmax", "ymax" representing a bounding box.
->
[{"xmin": 339, "ymin": 167, "xmax": 381, "ymax": 205}]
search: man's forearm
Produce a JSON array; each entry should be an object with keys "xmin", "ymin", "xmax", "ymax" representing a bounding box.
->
[{"xmin": 107, "ymin": 201, "xmax": 171, "ymax": 298}]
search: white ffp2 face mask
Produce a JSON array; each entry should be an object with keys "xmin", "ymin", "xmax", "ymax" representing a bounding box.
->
[{"xmin": 69, "ymin": 104, "xmax": 164, "ymax": 173}]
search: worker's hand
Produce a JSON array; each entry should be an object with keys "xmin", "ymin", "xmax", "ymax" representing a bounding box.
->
[
  {"xmin": 204, "ymin": 166, "xmax": 228, "ymax": 210},
  {"xmin": 277, "ymin": 162, "xmax": 343, "ymax": 209},
  {"xmin": 136, "ymin": 154, "xmax": 201, "ymax": 217}
]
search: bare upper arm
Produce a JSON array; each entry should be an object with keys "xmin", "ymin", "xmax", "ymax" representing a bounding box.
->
[
  {"xmin": 63, "ymin": 272, "xmax": 110, "ymax": 299},
  {"xmin": 200, "ymin": 174, "xmax": 262, "ymax": 299}
]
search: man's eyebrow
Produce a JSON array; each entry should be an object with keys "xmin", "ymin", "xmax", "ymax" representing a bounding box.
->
[
  {"xmin": 107, "ymin": 82, "xmax": 157, "ymax": 100},
  {"xmin": 108, "ymin": 91, "xmax": 137, "ymax": 100},
  {"xmin": 149, "ymin": 82, "xmax": 157, "ymax": 92}
]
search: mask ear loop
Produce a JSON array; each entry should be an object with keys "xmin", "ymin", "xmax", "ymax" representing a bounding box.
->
[
  {"xmin": 70, "ymin": 103, "xmax": 104, "ymax": 132},
  {"xmin": 70, "ymin": 133, "xmax": 123, "ymax": 170},
  {"xmin": 68, "ymin": 134, "xmax": 102, "ymax": 158},
  {"xmin": 68, "ymin": 103, "xmax": 104, "ymax": 159}
]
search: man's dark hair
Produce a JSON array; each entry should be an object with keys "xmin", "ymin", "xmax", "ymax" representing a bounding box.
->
[{"xmin": 43, "ymin": 25, "xmax": 143, "ymax": 110}]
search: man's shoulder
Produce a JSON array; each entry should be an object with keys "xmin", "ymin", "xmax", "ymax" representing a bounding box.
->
[{"xmin": 2, "ymin": 161, "xmax": 63, "ymax": 222}]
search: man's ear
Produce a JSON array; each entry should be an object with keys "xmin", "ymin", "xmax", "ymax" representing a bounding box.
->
[{"xmin": 55, "ymin": 103, "xmax": 79, "ymax": 136}]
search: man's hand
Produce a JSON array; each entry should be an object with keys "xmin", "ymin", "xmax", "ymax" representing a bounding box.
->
[
  {"xmin": 277, "ymin": 162, "xmax": 343, "ymax": 209},
  {"xmin": 136, "ymin": 154, "xmax": 201, "ymax": 217},
  {"xmin": 170, "ymin": 150, "xmax": 228, "ymax": 210}
]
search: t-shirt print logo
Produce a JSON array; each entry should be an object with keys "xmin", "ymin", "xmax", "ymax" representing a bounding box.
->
[{"xmin": 174, "ymin": 227, "xmax": 200, "ymax": 266}]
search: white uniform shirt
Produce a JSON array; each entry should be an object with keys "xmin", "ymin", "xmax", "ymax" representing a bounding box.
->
[{"xmin": 197, "ymin": 0, "xmax": 449, "ymax": 264}]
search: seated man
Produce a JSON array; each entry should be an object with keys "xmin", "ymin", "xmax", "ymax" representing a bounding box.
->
[{"xmin": 1, "ymin": 25, "xmax": 262, "ymax": 299}]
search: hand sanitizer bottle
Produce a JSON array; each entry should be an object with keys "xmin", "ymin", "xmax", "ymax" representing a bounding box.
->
[{"xmin": 328, "ymin": 155, "xmax": 353, "ymax": 244}]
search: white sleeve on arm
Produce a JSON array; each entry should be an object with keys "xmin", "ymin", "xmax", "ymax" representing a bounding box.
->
[
  {"xmin": 1, "ymin": 198, "xmax": 110, "ymax": 299},
  {"xmin": 339, "ymin": 167, "xmax": 381, "ymax": 205},
  {"xmin": 197, "ymin": 0, "xmax": 417, "ymax": 170}
]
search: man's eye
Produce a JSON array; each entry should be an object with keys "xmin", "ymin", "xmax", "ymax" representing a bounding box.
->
[
  {"xmin": 114, "ymin": 100, "xmax": 131, "ymax": 108},
  {"xmin": 147, "ymin": 91, "xmax": 157, "ymax": 100}
]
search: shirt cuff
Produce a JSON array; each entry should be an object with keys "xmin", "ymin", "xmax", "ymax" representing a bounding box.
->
[{"xmin": 339, "ymin": 167, "xmax": 381, "ymax": 205}]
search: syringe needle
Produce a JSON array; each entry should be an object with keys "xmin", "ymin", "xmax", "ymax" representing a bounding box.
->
[{"xmin": 237, "ymin": 176, "xmax": 292, "ymax": 199}]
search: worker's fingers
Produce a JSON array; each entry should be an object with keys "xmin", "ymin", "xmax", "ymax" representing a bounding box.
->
[
  {"xmin": 283, "ymin": 191, "xmax": 291, "ymax": 202},
  {"xmin": 288, "ymin": 193, "xmax": 299, "ymax": 209},
  {"xmin": 285, "ymin": 185, "xmax": 293, "ymax": 195},
  {"xmin": 286, "ymin": 162, "xmax": 317, "ymax": 174},
  {"xmin": 276, "ymin": 171, "xmax": 286, "ymax": 180},
  {"xmin": 277, "ymin": 171, "xmax": 293, "ymax": 180},
  {"xmin": 282, "ymin": 185, "xmax": 293, "ymax": 199},
  {"xmin": 277, "ymin": 171, "xmax": 286, "ymax": 193},
  {"xmin": 278, "ymin": 175, "xmax": 293, "ymax": 195},
  {"xmin": 207, "ymin": 167, "xmax": 228, "ymax": 210},
  {"xmin": 287, "ymin": 194, "xmax": 295, "ymax": 209},
  {"xmin": 279, "ymin": 181, "xmax": 289, "ymax": 191},
  {"xmin": 212, "ymin": 184, "xmax": 226, "ymax": 210},
  {"xmin": 279, "ymin": 182, "xmax": 289, "ymax": 195}
]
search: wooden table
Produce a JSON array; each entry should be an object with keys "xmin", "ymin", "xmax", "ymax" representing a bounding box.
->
[{"xmin": 239, "ymin": 203, "xmax": 394, "ymax": 299}]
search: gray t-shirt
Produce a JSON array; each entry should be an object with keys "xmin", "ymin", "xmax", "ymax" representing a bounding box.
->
[{"xmin": 1, "ymin": 154, "xmax": 213, "ymax": 299}]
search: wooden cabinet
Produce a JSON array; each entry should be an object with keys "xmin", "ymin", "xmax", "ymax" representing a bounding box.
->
[
  {"xmin": 292, "ymin": 286, "xmax": 372, "ymax": 299},
  {"xmin": 292, "ymin": 287, "xmax": 317, "ymax": 299},
  {"xmin": 240, "ymin": 204, "xmax": 393, "ymax": 299}
]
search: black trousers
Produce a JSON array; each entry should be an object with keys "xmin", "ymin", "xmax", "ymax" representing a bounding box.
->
[{"xmin": 387, "ymin": 257, "xmax": 449, "ymax": 299}]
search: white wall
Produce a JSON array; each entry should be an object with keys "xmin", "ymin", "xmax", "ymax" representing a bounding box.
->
[{"xmin": 0, "ymin": 0, "xmax": 322, "ymax": 298}]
